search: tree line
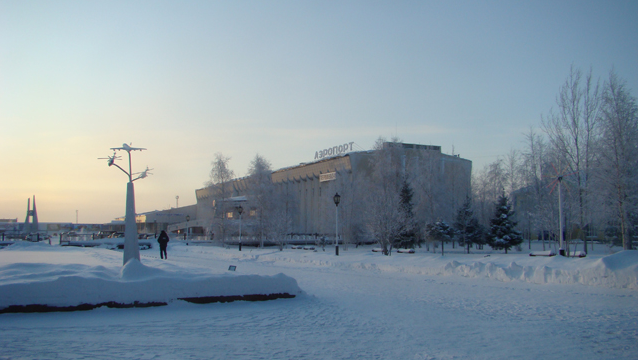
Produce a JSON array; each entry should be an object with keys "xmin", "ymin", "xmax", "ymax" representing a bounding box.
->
[{"xmin": 473, "ymin": 67, "xmax": 637, "ymax": 253}]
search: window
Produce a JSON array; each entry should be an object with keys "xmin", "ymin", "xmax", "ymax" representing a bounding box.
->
[
  {"xmin": 250, "ymin": 209, "xmax": 257, "ymax": 217},
  {"xmin": 226, "ymin": 212, "xmax": 234, "ymax": 219}
]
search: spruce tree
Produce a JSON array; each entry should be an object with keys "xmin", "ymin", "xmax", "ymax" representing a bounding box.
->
[
  {"xmin": 454, "ymin": 196, "xmax": 482, "ymax": 254},
  {"xmin": 398, "ymin": 178, "xmax": 417, "ymax": 249},
  {"xmin": 426, "ymin": 220, "xmax": 454, "ymax": 256},
  {"xmin": 486, "ymin": 194, "xmax": 523, "ymax": 254}
]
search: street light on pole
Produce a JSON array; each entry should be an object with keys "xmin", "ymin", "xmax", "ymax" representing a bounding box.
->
[
  {"xmin": 99, "ymin": 143, "xmax": 149, "ymax": 266},
  {"xmin": 185, "ymin": 215, "xmax": 190, "ymax": 240},
  {"xmin": 333, "ymin": 192, "xmax": 340, "ymax": 256},
  {"xmin": 237, "ymin": 205, "xmax": 243, "ymax": 251}
]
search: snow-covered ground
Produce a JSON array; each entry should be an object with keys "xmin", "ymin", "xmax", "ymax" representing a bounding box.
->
[{"xmin": 0, "ymin": 241, "xmax": 636, "ymax": 359}]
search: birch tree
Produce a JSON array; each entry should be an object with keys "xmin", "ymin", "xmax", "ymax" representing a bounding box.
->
[
  {"xmin": 247, "ymin": 154, "xmax": 273, "ymax": 247},
  {"xmin": 263, "ymin": 186, "xmax": 294, "ymax": 250},
  {"xmin": 411, "ymin": 149, "xmax": 443, "ymax": 249},
  {"xmin": 208, "ymin": 153, "xmax": 235, "ymax": 243},
  {"xmin": 542, "ymin": 65, "xmax": 601, "ymax": 254},
  {"xmin": 596, "ymin": 71, "xmax": 638, "ymax": 250},
  {"xmin": 365, "ymin": 137, "xmax": 407, "ymax": 255}
]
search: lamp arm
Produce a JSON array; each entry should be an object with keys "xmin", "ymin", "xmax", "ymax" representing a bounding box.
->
[{"xmin": 112, "ymin": 163, "xmax": 131, "ymax": 179}]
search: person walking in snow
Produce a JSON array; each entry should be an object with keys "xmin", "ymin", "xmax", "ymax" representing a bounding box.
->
[{"xmin": 157, "ymin": 230, "xmax": 170, "ymax": 259}]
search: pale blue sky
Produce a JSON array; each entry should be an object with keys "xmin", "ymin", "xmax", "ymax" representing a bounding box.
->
[{"xmin": 1, "ymin": 0, "xmax": 637, "ymax": 223}]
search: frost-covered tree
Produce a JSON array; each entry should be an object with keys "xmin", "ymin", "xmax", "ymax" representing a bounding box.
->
[
  {"xmin": 410, "ymin": 149, "xmax": 444, "ymax": 247},
  {"xmin": 472, "ymin": 158, "xmax": 506, "ymax": 228},
  {"xmin": 336, "ymin": 169, "xmax": 368, "ymax": 248},
  {"xmin": 595, "ymin": 70, "xmax": 638, "ymax": 250},
  {"xmin": 398, "ymin": 178, "xmax": 417, "ymax": 249},
  {"xmin": 426, "ymin": 220, "xmax": 454, "ymax": 256},
  {"xmin": 542, "ymin": 65, "xmax": 601, "ymax": 254},
  {"xmin": 365, "ymin": 137, "xmax": 407, "ymax": 255},
  {"xmin": 486, "ymin": 194, "xmax": 523, "ymax": 254},
  {"xmin": 520, "ymin": 127, "xmax": 554, "ymax": 250},
  {"xmin": 454, "ymin": 196, "xmax": 483, "ymax": 254},
  {"xmin": 263, "ymin": 186, "xmax": 294, "ymax": 251},
  {"xmin": 208, "ymin": 153, "xmax": 235, "ymax": 242},
  {"xmin": 247, "ymin": 154, "xmax": 274, "ymax": 247}
]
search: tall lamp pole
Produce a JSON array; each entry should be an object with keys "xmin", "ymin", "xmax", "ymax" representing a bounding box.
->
[
  {"xmin": 237, "ymin": 205, "xmax": 243, "ymax": 251},
  {"xmin": 333, "ymin": 193, "xmax": 340, "ymax": 256},
  {"xmin": 557, "ymin": 176, "xmax": 565, "ymax": 256},
  {"xmin": 99, "ymin": 144, "xmax": 151, "ymax": 266},
  {"xmin": 185, "ymin": 215, "xmax": 190, "ymax": 240}
]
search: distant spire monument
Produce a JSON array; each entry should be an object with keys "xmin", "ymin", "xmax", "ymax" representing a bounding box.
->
[{"xmin": 23, "ymin": 196, "xmax": 39, "ymax": 233}]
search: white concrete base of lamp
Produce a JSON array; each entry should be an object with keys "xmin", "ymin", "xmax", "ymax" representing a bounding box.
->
[{"xmin": 123, "ymin": 181, "xmax": 140, "ymax": 265}]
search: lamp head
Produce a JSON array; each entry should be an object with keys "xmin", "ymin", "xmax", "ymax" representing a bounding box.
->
[{"xmin": 333, "ymin": 192, "xmax": 341, "ymax": 206}]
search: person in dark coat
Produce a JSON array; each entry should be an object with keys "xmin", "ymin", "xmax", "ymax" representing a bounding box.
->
[{"xmin": 157, "ymin": 230, "xmax": 170, "ymax": 259}]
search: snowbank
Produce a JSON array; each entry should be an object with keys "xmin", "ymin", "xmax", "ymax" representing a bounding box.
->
[
  {"xmin": 435, "ymin": 251, "xmax": 637, "ymax": 289},
  {"xmin": 199, "ymin": 245, "xmax": 637, "ymax": 290},
  {"xmin": 0, "ymin": 242, "xmax": 302, "ymax": 312}
]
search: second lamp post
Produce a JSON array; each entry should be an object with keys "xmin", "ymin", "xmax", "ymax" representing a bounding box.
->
[
  {"xmin": 185, "ymin": 215, "xmax": 190, "ymax": 240},
  {"xmin": 333, "ymin": 192, "xmax": 340, "ymax": 256},
  {"xmin": 237, "ymin": 205, "xmax": 243, "ymax": 251}
]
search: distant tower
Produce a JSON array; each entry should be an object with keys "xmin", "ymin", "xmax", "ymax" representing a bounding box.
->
[{"xmin": 23, "ymin": 196, "xmax": 39, "ymax": 233}]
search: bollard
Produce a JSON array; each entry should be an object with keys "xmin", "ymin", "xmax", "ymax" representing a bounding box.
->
[
  {"xmin": 335, "ymin": 245, "xmax": 339, "ymax": 256},
  {"xmin": 239, "ymin": 241, "xmax": 242, "ymax": 251}
]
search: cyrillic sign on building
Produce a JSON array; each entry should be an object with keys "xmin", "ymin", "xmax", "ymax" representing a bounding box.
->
[
  {"xmin": 319, "ymin": 172, "xmax": 336, "ymax": 182},
  {"xmin": 314, "ymin": 142, "xmax": 354, "ymax": 160}
]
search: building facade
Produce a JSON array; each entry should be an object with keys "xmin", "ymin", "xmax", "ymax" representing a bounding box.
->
[{"xmin": 189, "ymin": 142, "xmax": 472, "ymax": 243}]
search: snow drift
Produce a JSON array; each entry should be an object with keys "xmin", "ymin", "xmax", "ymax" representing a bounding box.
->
[
  {"xmin": 208, "ymin": 246, "xmax": 638, "ymax": 290},
  {"xmin": 0, "ymin": 243, "xmax": 302, "ymax": 312},
  {"xmin": 436, "ymin": 251, "xmax": 637, "ymax": 289}
]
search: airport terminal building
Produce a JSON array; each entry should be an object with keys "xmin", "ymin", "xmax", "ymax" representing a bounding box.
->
[{"xmin": 185, "ymin": 142, "xmax": 472, "ymax": 243}]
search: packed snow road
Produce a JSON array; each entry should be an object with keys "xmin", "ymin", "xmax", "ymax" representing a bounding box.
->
[{"xmin": 0, "ymin": 243, "xmax": 636, "ymax": 359}]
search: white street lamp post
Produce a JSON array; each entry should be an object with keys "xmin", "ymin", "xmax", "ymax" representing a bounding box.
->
[
  {"xmin": 237, "ymin": 205, "xmax": 243, "ymax": 251},
  {"xmin": 100, "ymin": 144, "xmax": 150, "ymax": 266},
  {"xmin": 185, "ymin": 215, "xmax": 190, "ymax": 240},
  {"xmin": 557, "ymin": 176, "xmax": 565, "ymax": 256}
]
